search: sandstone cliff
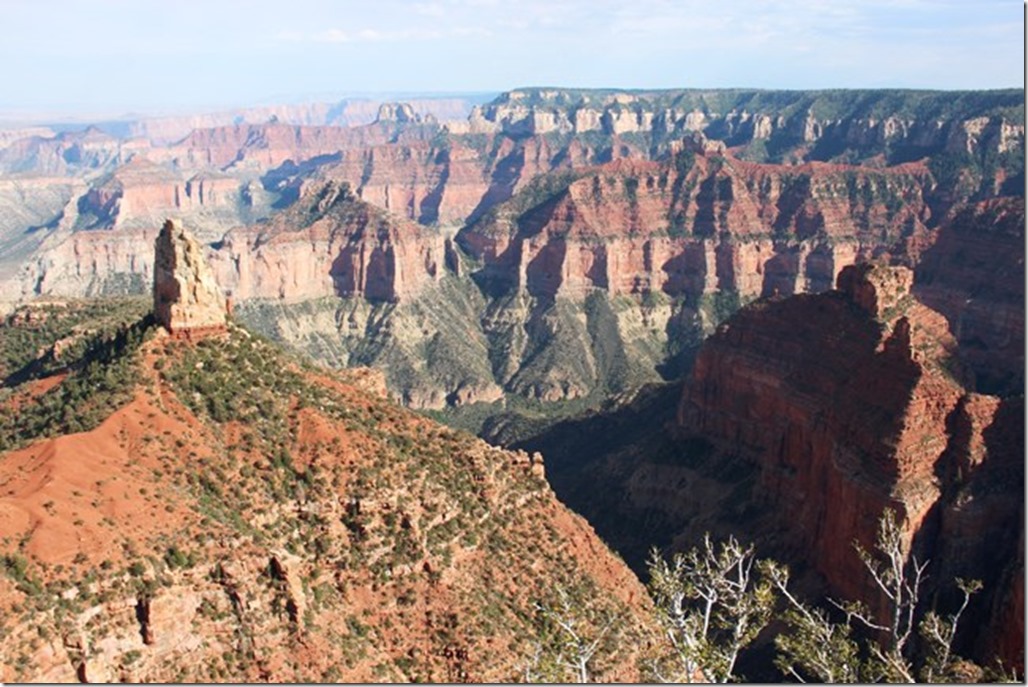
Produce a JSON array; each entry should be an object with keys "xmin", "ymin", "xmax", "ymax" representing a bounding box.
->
[
  {"xmin": 308, "ymin": 128, "xmax": 650, "ymax": 229},
  {"xmin": 213, "ymin": 181, "xmax": 446, "ymax": 303},
  {"xmin": 207, "ymin": 181, "xmax": 508, "ymax": 410},
  {"xmin": 459, "ymin": 141, "xmax": 935, "ymax": 304},
  {"xmin": 289, "ymin": 87, "xmax": 1024, "ymax": 231},
  {"xmin": 78, "ymin": 158, "xmax": 182, "ymax": 230},
  {"xmin": 313, "ymin": 140, "xmax": 491, "ymax": 227},
  {"xmin": 470, "ymin": 88, "xmax": 1024, "ymax": 175},
  {"xmin": 676, "ymin": 263, "xmax": 1022, "ymax": 668},
  {"xmin": 513, "ymin": 261, "xmax": 1023, "ymax": 674}
]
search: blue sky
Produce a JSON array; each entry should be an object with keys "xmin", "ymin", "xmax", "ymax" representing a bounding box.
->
[{"xmin": 0, "ymin": 0, "xmax": 1022, "ymax": 119}]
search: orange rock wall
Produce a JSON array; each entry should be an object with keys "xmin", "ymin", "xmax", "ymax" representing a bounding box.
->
[
  {"xmin": 460, "ymin": 151, "xmax": 934, "ymax": 302},
  {"xmin": 676, "ymin": 265, "xmax": 1023, "ymax": 668}
]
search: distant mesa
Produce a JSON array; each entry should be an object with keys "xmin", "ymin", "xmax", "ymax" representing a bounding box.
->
[
  {"xmin": 152, "ymin": 219, "xmax": 228, "ymax": 336},
  {"xmin": 374, "ymin": 102, "xmax": 425, "ymax": 124}
]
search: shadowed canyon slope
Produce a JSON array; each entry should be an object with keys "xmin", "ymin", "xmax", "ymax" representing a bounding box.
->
[
  {"xmin": 516, "ymin": 263, "xmax": 1024, "ymax": 671},
  {"xmin": 914, "ymin": 198, "xmax": 1026, "ymax": 395}
]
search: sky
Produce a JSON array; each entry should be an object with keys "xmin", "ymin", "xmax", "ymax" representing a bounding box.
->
[{"xmin": 0, "ymin": 0, "xmax": 1023, "ymax": 119}]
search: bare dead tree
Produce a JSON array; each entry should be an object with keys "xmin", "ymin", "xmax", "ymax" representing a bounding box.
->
[
  {"xmin": 647, "ymin": 534, "xmax": 775, "ymax": 683},
  {"xmin": 770, "ymin": 508, "xmax": 984, "ymax": 683}
]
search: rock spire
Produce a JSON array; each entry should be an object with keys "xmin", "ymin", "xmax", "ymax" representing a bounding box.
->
[{"xmin": 153, "ymin": 219, "xmax": 227, "ymax": 334}]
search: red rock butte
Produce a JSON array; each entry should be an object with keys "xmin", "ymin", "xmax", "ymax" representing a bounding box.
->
[{"xmin": 152, "ymin": 219, "xmax": 228, "ymax": 337}]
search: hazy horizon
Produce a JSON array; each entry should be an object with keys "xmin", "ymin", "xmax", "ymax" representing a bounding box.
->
[{"xmin": 0, "ymin": 0, "xmax": 1022, "ymax": 122}]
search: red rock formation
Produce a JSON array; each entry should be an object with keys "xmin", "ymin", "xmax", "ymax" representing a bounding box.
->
[
  {"xmin": 80, "ymin": 158, "xmax": 181, "ymax": 227},
  {"xmin": 310, "ymin": 131, "xmax": 647, "ymax": 229},
  {"xmin": 317, "ymin": 140, "xmax": 491, "ymax": 226},
  {"xmin": 676, "ymin": 263, "xmax": 1022, "ymax": 668},
  {"xmin": 460, "ymin": 146, "xmax": 935, "ymax": 302},
  {"xmin": 16, "ymin": 180, "xmax": 448, "ymax": 306},
  {"xmin": 213, "ymin": 181, "xmax": 445, "ymax": 302}
]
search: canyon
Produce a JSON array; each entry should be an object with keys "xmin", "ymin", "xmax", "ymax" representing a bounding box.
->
[
  {"xmin": 2, "ymin": 88, "xmax": 1021, "ymax": 297},
  {"xmin": 0, "ymin": 87, "xmax": 1023, "ymax": 677},
  {"xmin": 517, "ymin": 263, "xmax": 1023, "ymax": 672},
  {"xmin": 7, "ymin": 124, "xmax": 1021, "ymax": 410}
]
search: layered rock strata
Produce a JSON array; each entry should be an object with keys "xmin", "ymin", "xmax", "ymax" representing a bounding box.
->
[
  {"xmin": 459, "ymin": 143, "xmax": 935, "ymax": 304},
  {"xmin": 677, "ymin": 263, "xmax": 1023, "ymax": 668},
  {"xmin": 464, "ymin": 88, "xmax": 1024, "ymax": 170},
  {"xmin": 212, "ymin": 181, "xmax": 446, "ymax": 303},
  {"xmin": 15, "ymin": 140, "xmax": 1020, "ymax": 410}
]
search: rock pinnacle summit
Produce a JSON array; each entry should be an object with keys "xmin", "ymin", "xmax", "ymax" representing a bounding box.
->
[{"xmin": 153, "ymin": 219, "xmax": 227, "ymax": 335}]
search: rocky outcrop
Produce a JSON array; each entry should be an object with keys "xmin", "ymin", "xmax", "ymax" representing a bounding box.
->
[
  {"xmin": 153, "ymin": 219, "xmax": 227, "ymax": 334},
  {"xmin": 675, "ymin": 263, "xmax": 1022, "ymax": 667},
  {"xmin": 213, "ymin": 181, "xmax": 446, "ymax": 303},
  {"xmin": 375, "ymin": 102, "xmax": 423, "ymax": 124},
  {"xmin": 837, "ymin": 260, "xmax": 914, "ymax": 319}
]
